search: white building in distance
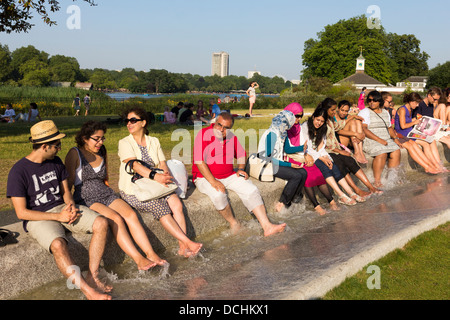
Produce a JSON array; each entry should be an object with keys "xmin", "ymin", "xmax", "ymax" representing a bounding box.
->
[
  {"xmin": 212, "ymin": 52, "xmax": 229, "ymax": 77},
  {"xmin": 248, "ymin": 70, "xmax": 261, "ymax": 78}
]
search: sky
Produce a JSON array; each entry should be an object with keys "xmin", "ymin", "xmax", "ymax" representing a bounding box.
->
[{"xmin": 0, "ymin": 0, "xmax": 449, "ymax": 81}]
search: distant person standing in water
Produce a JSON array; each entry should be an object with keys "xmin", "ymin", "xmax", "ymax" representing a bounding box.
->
[{"xmin": 246, "ymin": 81, "xmax": 259, "ymax": 117}]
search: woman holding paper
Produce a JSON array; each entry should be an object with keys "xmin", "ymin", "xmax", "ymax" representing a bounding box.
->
[{"xmin": 394, "ymin": 92, "xmax": 444, "ymax": 174}]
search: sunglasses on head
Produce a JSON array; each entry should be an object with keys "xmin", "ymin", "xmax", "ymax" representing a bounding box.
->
[{"xmin": 124, "ymin": 117, "xmax": 143, "ymax": 124}]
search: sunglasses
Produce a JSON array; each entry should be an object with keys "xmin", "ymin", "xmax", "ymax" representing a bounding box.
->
[
  {"xmin": 124, "ymin": 118, "xmax": 143, "ymax": 124},
  {"xmin": 295, "ymin": 114, "xmax": 303, "ymax": 119},
  {"xmin": 367, "ymin": 98, "xmax": 379, "ymax": 103}
]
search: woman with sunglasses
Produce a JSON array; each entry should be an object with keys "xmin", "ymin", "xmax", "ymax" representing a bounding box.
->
[
  {"xmin": 358, "ymin": 91, "xmax": 402, "ymax": 188},
  {"xmin": 118, "ymin": 107, "xmax": 203, "ymax": 258},
  {"xmin": 284, "ymin": 103, "xmax": 337, "ymax": 215},
  {"xmin": 65, "ymin": 121, "xmax": 163, "ymax": 271}
]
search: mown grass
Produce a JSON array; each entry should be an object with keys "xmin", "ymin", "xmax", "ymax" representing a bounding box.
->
[{"xmin": 323, "ymin": 222, "xmax": 450, "ymax": 300}]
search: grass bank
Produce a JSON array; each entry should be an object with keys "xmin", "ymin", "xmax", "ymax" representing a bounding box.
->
[{"xmin": 323, "ymin": 222, "xmax": 450, "ymax": 300}]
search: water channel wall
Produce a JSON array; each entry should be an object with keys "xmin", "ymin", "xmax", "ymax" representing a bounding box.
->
[{"xmin": 1, "ymin": 144, "xmax": 449, "ymax": 300}]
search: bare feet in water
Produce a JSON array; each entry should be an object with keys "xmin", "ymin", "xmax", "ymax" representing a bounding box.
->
[
  {"xmin": 263, "ymin": 222, "xmax": 286, "ymax": 237},
  {"xmin": 179, "ymin": 241, "xmax": 203, "ymax": 258}
]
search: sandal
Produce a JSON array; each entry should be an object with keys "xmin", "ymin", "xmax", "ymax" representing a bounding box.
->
[
  {"xmin": 350, "ymin": 193, "xmax": 366, "ymax": 203},
  {"xmin": 338, "ymin": 195, "xmax": 357, "ymax": 206},
  {"xmin": 0, "ymin": 228, "xmax": 19, "ymax": 247}
]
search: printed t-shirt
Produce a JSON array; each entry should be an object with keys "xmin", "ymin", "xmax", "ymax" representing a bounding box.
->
[
  {"xmin": 7, "ymin": 156, "xmax": 68, "ymax": 213},
  {"xmin": 192, "ymin": 124, "xmax": 246, "ymax": 181}
]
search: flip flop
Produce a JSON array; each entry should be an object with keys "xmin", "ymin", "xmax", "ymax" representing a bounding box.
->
[{"xmin": 0, "ymin": 228, "xmax": 19, "ymax": 247}]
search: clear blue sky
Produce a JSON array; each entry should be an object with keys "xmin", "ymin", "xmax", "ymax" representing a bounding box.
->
[{"xmin": 0, "ymin": 0, "xmax": 448, "ymax": 81}]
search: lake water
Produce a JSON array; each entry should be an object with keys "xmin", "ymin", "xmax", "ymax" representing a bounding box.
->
[{"xmin": 106, "ymin": 92, "xmax": 278, "ymax": 101}]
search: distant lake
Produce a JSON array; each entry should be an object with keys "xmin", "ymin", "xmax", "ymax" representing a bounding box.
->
[{"xmin": 106, "ymin": 92, "xmax": 278, "ymax": 101}]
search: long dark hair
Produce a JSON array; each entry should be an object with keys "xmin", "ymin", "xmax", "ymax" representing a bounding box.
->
[
  {"xmin": 122, "ymin": 106, "xmax": 150, "ymax": 135},
  {"xmin": 307, "ymin": 106, "xmax": 329, "ymax": 148},
  {"xmin": 75, "ymin": 120, "xmax": 107, "ymax": 156}
]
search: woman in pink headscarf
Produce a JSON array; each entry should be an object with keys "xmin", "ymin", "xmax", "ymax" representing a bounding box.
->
[{"xmin": 284, "ymin": 103, "xmax": 338, "ymax": 214}]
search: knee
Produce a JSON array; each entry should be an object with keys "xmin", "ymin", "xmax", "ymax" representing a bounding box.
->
[
  {"xmin": 92, "ymin": 216, "xmax": 109, "ymax": 233},
  {"xmin": 50, "ymin": 237, "xmax": 68, "ymax": 254}
]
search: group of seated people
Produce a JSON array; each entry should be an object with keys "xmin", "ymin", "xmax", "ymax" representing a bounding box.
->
[
  {"xmin": 6, "ymin": 87, "xmax": 449, "ymax": 299},
  {"xmin": 163, "ymin": 99, "xmax": 222, "ymax": 125},
  {"xmin": 0, "ymin": 102, "xmax": 42, "ymax": 123}
]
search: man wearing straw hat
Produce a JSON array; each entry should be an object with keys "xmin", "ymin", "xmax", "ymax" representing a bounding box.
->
[{"xmin": 7, "ymin": 120, "xmax": 112, "ymax": 300}]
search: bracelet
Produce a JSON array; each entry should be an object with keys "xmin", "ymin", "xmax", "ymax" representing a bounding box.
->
[
  {"xmin": 237, "ymin": 168, "xmax": 245, "ymax": 172},
  {"xmin": 149, "ymin": 170, "xmax": 157, "ymax": 180}
]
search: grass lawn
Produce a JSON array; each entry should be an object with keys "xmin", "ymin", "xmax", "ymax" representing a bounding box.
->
[{"xmin": 323, "ymin": 222, "xmax": 450, "ymax": 300}]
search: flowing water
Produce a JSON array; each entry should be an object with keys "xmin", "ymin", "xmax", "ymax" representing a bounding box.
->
[{"xmin": 12, "ymin": 166, "xmax": 450, "ymax": 300}]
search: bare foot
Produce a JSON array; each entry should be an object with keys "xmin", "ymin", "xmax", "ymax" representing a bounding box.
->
[
  {"xmin": 314, "ymin": 205, "xmax": 327, "ymax": 216},
  {"xmin": 137, "ymin": 257, "xmax": 157, "ymax": 271},
  {"xmin": 263, "ymin": 223, "xmax": 286, "ymax": 237},
  {"xmin": 82, "ymin": 286, "xmax": 112, "ymax": 300},
  {"xmin": 329, "ymin": 200, "xmax": 340, "ymax": 211},
  {"xmin": 146, "ymin": 253, "xmax": 168, "ymax": 266},
  {"xmin": 356, "ymin": 189, "xmax": 371, "ymax": 197},
  {"xmin": 86, "ymin": 271, "xmax": 113, "ymax": 294},
  {"xmin": 369, "ymin": 187, "xmax": 383, "ymax": 195},
  {"xmin": 275, "ymin": 202, "xmax": 284, "ymax": 213},
  {"xmin": 229, "ymin": 221, "xmax": 242, "ymax": 235},
  {"xmin": 179, "ymin": 242, "xmax": 203, "ymax": 258}
]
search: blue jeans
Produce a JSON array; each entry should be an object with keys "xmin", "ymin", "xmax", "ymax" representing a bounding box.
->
[{"xmin": 314, "ymin": 158, "xmax": 344, "ymax": 182}]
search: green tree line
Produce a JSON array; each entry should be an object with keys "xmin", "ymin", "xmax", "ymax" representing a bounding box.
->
[
  {"xmin": 301, "ymin": 16, "xmax": 432, "ymax": 86},
  {"xmin": 0, "ymin": 43, "xmax": 293, "ymax": 94}
]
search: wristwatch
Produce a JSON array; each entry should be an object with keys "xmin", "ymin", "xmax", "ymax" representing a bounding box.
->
[{"xmin": 149, "ymin": 170, "xmax": 157, "ymax": 180}]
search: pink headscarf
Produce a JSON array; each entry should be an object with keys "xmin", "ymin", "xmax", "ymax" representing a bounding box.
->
[{"xmin": 284, "ymin": 103, "xmax": 303, "ymax": 147}]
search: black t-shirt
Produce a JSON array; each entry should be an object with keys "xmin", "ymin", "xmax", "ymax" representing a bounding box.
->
[
  {"xmin": 7, "ymin": 156, "xmax": 68, "ymax": 212},
  {"xmin": 180, "ymin": 109, "xmax": 193, "ymax": 123},
  {"xmin": 413, "ymin": 100, "xmax": 434, "ymax": 118}
]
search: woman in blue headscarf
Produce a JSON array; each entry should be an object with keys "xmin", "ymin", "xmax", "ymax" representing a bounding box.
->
[{"xmin": 258, "ymin": 109, "xmax": 308, "ymax": 212}]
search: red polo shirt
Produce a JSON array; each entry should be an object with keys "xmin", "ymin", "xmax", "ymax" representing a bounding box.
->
[{"xmin": 192, "ymin": 124, "xmax": 246, "ymax": 181}]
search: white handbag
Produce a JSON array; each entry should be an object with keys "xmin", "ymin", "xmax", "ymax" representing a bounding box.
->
[
  {"xmin": 125, "ymin": 159, "xmax": 177, "ymax": 201},
  {"xmin": 245, "ymin": 153, "xmax": 275, "ymax": 182}
]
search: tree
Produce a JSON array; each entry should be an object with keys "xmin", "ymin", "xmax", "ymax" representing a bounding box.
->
[
  {"xmin": 0, "ymin": 44, "xmax": 12, "ymax": 82},
  {"xmin": 301, "ymin": 16, "xmax": 428, "ymax": 86},
  {"xmin": 0, "ymin": 0, "xmax": 96, "ymax": 33},
  {"xmin": 427, "ymin": 62, "xmax": 450, "ymax": 89},
  {"xmin": 49, "ymin": 54, "xmax": 81, "ymax": 82},
  {"xmin": 386, "ymin": 33, "xmax": 429, "ymax": 83},
  {"xmin": 302, "ymin": 16, "xmax": 394, "ymax": 84}
]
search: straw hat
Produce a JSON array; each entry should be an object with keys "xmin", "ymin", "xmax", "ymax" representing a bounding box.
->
[{"xmin": 29, "ymin": 120, "xmax": 66, "ymax": 144}]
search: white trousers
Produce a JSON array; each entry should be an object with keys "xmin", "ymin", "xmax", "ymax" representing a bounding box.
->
[{"xmin": 194, "ymin": 174, "xmax": 264, "ymax": 212}]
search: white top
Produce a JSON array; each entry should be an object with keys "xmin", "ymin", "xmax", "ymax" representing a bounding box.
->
[
  {"xmin": 358, "ymin": 108, "xmax": 392, "ymax": 127},
  {"xmin": 73, "ymin": 148, "xmax": 104, "ymax": 186},
  {"xmin": 300, "ymin": 122, "xmax": 332, "ymax": 162},
  {"xmin": 247, "ymin": 87, "xmax": 256, "ymax": 97}
]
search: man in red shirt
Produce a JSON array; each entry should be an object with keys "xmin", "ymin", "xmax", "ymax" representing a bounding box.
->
[{"xmin": 192, "ymin": 112, "xmax": 286, "ymax": 237}]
